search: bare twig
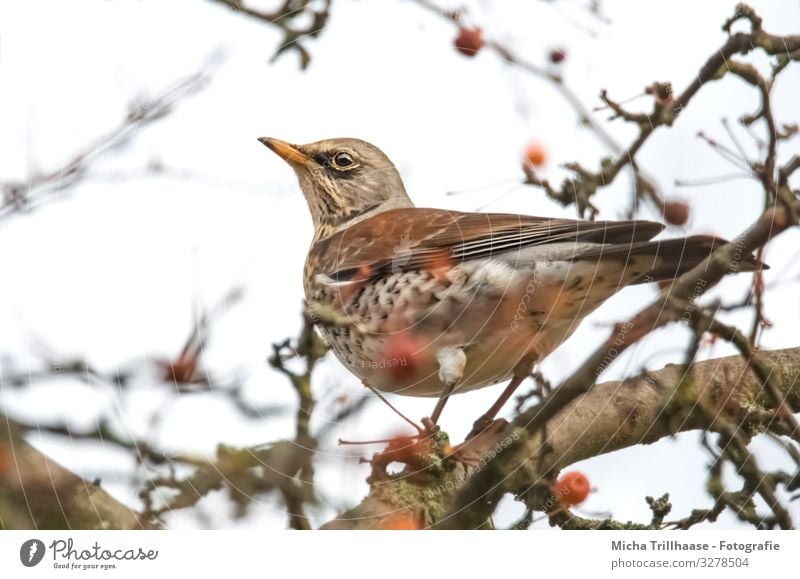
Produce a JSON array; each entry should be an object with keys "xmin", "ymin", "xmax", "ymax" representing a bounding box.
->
[
  {"xmin": 207, "ymin": 0, "xmax": 332, "ymax": 69},
  {"xmin": 1, "ymin": 56, "xmax": 222, "ymax": 221}
]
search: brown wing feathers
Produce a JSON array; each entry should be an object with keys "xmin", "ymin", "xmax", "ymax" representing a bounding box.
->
[{"xmin": 315, "ymin": 208, "xmax": 762, "ymax": 282}]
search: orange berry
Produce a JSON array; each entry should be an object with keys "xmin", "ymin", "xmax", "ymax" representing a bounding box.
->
[
  {"xmin": 552, "ymin": 471, "xmax": 591, "ymax": 506},
  {"xmin": 524, "ymin": 141, "xmax": 548, "ymax": 168},
  {"xmin": 380, "ymin": 435, "xmax": 432, "ymax": 467},
  {"xmin": 662, "ymin": 199, "xmax": 690, "ymax": 226},
  {"xmin": 454, "ymin": 27, "xmax": 484, "ymax": 57},
  {"xmin": 379, "ymin": 514, "xmax": 419, "ymax": 530}
]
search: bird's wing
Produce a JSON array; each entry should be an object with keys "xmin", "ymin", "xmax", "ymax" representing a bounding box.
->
[{"xmin": 312, "ymin": 208, "xmax": 665, "ymax": 282}]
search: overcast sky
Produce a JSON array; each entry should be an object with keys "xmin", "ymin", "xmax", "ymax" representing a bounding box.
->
[{"xmin": 1, "ymin": 0, "xmax": 798, "ymax": 528}]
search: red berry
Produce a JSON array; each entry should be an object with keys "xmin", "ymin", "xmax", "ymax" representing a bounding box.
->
[
  {"xmin": 160, "ymin": 353, "xmax": 202, "ymax": 384},
  {"xmin": 549, "ymin": 48, "xmax": 567, "ymax": 64},
  {"xmin": 553, "ymin": 471, "xmax": 591, "ymax": 506},
  {"xmin": 523, "ymin": 141, "xmax": 548, "ymax": 168},
  {"xmin": 454, "ymin": 27, "xmax": 484, "ymax": 57},
  {"xmin": 662, "ymin": 200, "xmax": 691, "ymax": 226}
]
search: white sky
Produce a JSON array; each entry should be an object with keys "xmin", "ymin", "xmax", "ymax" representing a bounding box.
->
[{"xmin": 0, "ymin": 0, "xmax": 798, "ymax": 529}]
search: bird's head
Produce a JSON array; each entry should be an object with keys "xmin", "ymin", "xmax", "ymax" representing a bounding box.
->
[{"xmin": 259, "ymin": 137, "xmax": 413, "ymax": 239}]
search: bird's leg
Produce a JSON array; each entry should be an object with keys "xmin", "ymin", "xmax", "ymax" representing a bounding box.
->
[
  {"xmin": 426, "ymin": 346, "xmax": 467, "ymax": 430},
  {"xmin": 468, "ymin": 356, "xmax": 535, "ymax": 439},
  {"xmin": 427, "ymin": 383, "xmax": 455, "ymax": 427}
]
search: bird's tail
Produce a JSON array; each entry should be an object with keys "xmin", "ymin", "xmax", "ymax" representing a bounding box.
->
[
  {"xmin": 578, "ymin": 235, "xmax": 767, "ymax": 284},
  {"xmin": 634, "ymin": 236, "xmax": 766, "ymax": 283}
]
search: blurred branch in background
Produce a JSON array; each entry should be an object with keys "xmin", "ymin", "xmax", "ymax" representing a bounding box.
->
[
  {"xmin": 522, "ymin": 3, "xmax": 800, "ymax": 219},
  {"xmin": 136, "ymin": 315, "xmax": 329, "ymax": 529},
  {"xmin": 207, "ymin": 0, "xmax": 333, "ymax": 69},
  {"xmin": 0, "ymin": 52, "xmax": 225, "ymax": 223},
  {"xmin": 1, "ymin": 314, "xmax": 343, "ymax": 530},
  {"xmin": 0, "ymin": 285, "xmax": 298, "ymax": 529},
  {"xmin": 1, "ymin": 286, "xmax": 280, "ymax": 416}
]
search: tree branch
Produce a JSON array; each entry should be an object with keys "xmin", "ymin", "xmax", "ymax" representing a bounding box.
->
[
  {"xmin": 0, "ymin": 416, "xmax": 159, "ymax": 529},
  {"xmin": 323, "ymin": 347, "xmax": 800, "ymax": 529},
  {"xmin": 206, "ymin": 0, "xmax": 332, "ymax": 69}
]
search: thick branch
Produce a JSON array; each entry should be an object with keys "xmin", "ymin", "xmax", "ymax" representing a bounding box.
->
[
  {"xmin": 323, "ymin": 347, "xmax": 800, "ymax": 529},
  {"xmin": 0, "ymin": 416, "xmax": 158, "ymax": 529}
]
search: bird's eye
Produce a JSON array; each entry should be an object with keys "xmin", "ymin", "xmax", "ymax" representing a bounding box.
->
[{"xmin": 332, "ymin": 152, "xmax": 355, "ymax": 169}]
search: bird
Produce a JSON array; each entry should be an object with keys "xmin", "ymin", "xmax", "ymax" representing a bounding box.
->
[{"xmin": 258, "ymin": 136, "xmax": 763, "ymax": 434}]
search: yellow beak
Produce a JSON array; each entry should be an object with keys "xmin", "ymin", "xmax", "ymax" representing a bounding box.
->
[{"xmin": 258, "ymin": 137, "xmax": 313, "ymax": 167}]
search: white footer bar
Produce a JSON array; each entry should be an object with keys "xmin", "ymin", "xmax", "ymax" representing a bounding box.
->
[{"xmin": 1, "ymin": 530, "xmax": 795, "ymax": 577}]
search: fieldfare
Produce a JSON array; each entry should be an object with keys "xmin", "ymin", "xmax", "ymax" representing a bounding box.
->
[{"xmin": 259, "ymin": 137, "xmax": 762, "ymax": 433}]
